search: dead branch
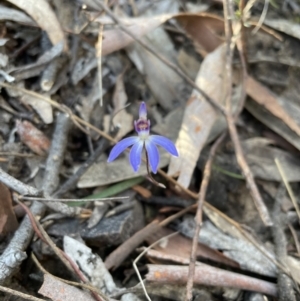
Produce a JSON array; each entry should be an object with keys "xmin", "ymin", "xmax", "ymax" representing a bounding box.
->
[
  {"xmin": 43, "ymin": 113, "xmax": 69, "ymax": 196},
  {"xmin": 0, "ymin": 201, "xmax": 45, "ymax": 284},
  {"xmin": 185, "ymin": 132, "xmax": 226, "ymax": 301},
  {"xmin": 0, "ymin": 284, "xmax": 46, "ymax": 301},
  {"xmin": 0, "ymin": 167, "xmax": 40, "ymax": 196},
  {"xmin": 146, "ymin": 264, "xmax": 277, "ymax": 297},
  {"xmin": 272, "ymin": 184, "xmax": 296, "ymax": 301},
  {"xmin": 223, "ymin": 0, "xmax": 272, "ymax": 226},
  {"xmin": 42, "ymin": 113, "xmax": 80, "ymax": 216}
]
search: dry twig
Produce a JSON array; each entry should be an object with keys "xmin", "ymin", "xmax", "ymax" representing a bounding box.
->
[
  {"xmin": 0, "ymin": 167, "xmax": 40, "ymax": 196},
  {"xmin": 223, "ymin": 0, "xmax": 272, "ymax": 226},
  {"xmin": 275, "ymin": 158, "xmax": 300, "ymax": 221},
  {"xmin": 185, "ymin": 133, "xmax": 226, "ymax": 301},
  {"xmin": 271, "ymin": 184, "xmax": 296, "ymax": 301},
  {"xmin": 147, "ymin": 264, "xmax": 277, "ymax": 297},
  {"xmin": 0, "ymin": 285, "xmax": 46, "ymax": 301},
  {"xmin": 41, "ymin": 113, "xmax": 80, "ymax": 216},
  {"xmin": 0, "ymin": 201, "xmax": 45, "ymax": 284}
]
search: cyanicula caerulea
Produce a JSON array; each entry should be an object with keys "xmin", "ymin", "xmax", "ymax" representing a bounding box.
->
[{"xmin": 107, "ymin": 102, "xmax": 178, "ymax": 173}]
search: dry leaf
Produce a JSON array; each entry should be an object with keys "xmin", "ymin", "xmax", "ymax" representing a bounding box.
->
[
  {"xmin": 6, "ymin": 0, "xmax": 65, "ymax": 47},
  {"xmin": 146, "ymin": 228, "xmax": 239, "ymax": 268},
  {"xmin": 16, "ymin": 120, "xmax": 50, "ymax": 156},
  {"xmin": 246, "ymin": 76, "xmax": 300, "ymax": 138},
  {"xmin": 101, "ymin": 15, "xmax": 172, "ymax": 56},
  {"xmin": 5, "ymin": 83, "xmax": 53, "ymax": 124},
  {"xmin": 103, "ymin": 73, "xmax": 133, "ymax": 140},
  {"xmin": 167, "ymin": 45, "xmax": 225, "ymax": 188},
  {"xmin": 0, "ymin": 4, "xmax": 35, "ymax": 25},
  {"xmin": 39, "ymin": 274, "xmax": 95, "ymax": 301},
  {"xmin": 176, "ymin": 13, "xmax": 224, "ymax": 55},
  {"xmin": 242, "ymin": 138, "xmax": 300, "ymax": 182},
  {"xmin": 21, "ymin": 95, "xmax": 53, "ymax": 124},
  {"xmin": 100, "ymin": 13, "xmax": 224, "ymax": 57},
  {"xmin": 10, "ymin": 41, "xmax": 64, "ymax": 81},
  {"xmin": 284, "ymin": 256, "xmax": 300, "ymax": 284},
  {"xmin": 179, "ymin": 217, "xmax": 277, "ymax": 277},
  {"xmin": 0, "ymin": 183, "xmax": 18, "ymax": 235},
  {"xmin": 264, "ymin": 19, "xmax": 300, "ymax": 40},
  {"xmin": 78, "ymin": 152, "xmax": 170, "ymax": 188},
  {"xmin": 127, "ymin": 26, "xmax": 186, "ymax": 110}
]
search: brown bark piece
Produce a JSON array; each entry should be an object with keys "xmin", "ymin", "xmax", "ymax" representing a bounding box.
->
[{"xmin": 0, "ymin": 183, "xmax": 18, "ymax": 235}]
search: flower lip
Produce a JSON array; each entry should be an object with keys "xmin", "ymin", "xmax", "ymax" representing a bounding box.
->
[{"xmin": 135, "ymin": 119, "xmax": 150, "ymax": 135}]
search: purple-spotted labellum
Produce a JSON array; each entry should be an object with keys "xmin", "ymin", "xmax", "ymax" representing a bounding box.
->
[{"xmin": 107, "ymin": 102, "xmax": 178, "ymax": 178}]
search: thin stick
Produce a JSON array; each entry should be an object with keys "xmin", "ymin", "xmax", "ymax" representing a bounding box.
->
[
  {"xmin": 13, "ymin": 196, "xmax": 47, "ymax": 243},
  {"xmin": 0, "ymin": 167, "xmax": 40, "ymax": 196},
  {"xmin": 19, "ymin": 196, "xmax": 129, "ymax": 202},
  {"xmin": 223, "ymin": 0, "xmax": 272, "ymax": 226},
  {"xmin": 0, "ymin": 152, "xmax": 35, "ymax": 157},
  {"xmin": 252, "ymin": 0, "xmax": 269, "ymax": 35},
  {"xmin": 96, "ymin": 26, "xmax": 103, "ymax": 107},
  {"xmin": 271, "ymin": 183, "xmax": 297, "ymax": 301},
  {"xmin": 288, "ymin": 223, "xmax": 300, "ymax": 255},
  {"xmin": 133, "ymin": 232, "xmax": 178, "ymax": 301},
  {"xmin": 275, "ymin": 158, "xmax": 300, "ymax": 221},
  {"xmin": 185, "ymin": 133, "xmax": 226, "ymax": 301},
  {"xmin": 238, "ymin": 0, "xmax": 248, "ymax": 69},
  {"xmin": 95, "ymin": 0, "xmax": 109, "ymax": 107},
  {"xmin": 0, "ymin": 285, "xmax": 46, "ymax": 301}
]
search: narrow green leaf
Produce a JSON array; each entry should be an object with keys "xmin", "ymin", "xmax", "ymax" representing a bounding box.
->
[{"xmin": 68, "ymin": 177, "xmax": 145, "ymax": 207}]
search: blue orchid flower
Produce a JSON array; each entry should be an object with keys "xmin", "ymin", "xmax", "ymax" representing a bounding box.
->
[{"xmin": 107, "ymin": 102, "xmax": 178, "ymax": 173}]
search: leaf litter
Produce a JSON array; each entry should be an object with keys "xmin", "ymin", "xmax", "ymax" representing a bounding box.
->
[{"xmin": 0, "ymin": 0, "xmax": 300, "ymax": 301}]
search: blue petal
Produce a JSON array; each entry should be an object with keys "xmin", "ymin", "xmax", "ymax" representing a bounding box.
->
[
  {"xmin": 139, "ymin": 102, "xmax": 147, "ymax": 118},
  {"xmin": 145, "ymin": 141, "xmax": 160, "ymax": 174},
  {"xmin": 129, "ymin": 141, "xmax": 144, "ymax": 172},
  {"xmin": 149, "ymin": 135, "xmax": 178, "ymax": 157},
  {"xmin": 107, "ymin": 136, "xmax": 139, "ymax": 162}
]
